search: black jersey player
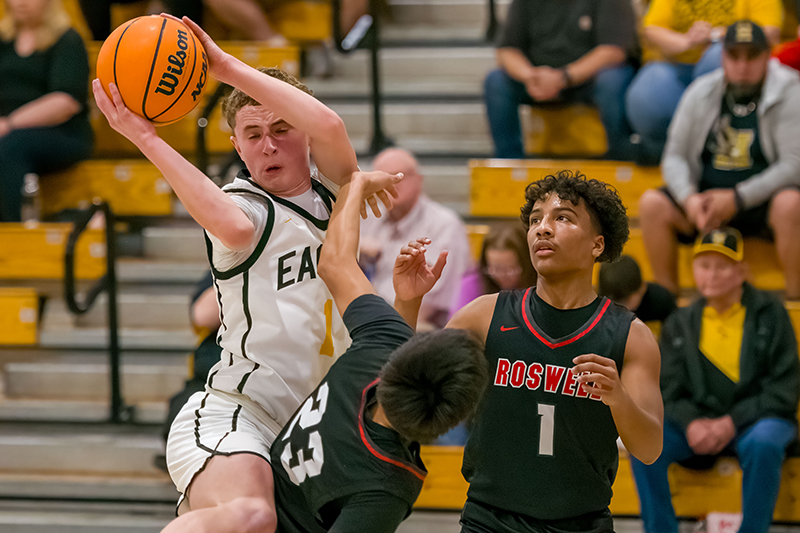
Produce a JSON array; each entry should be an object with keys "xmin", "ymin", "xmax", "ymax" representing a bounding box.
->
[
  {"xmin": 448, "ymin": 171, "xmax": 664, "ymax": 533},
  {"xmin": 269, "ymin": 170, "xmax": 488, "ymax": 533}
]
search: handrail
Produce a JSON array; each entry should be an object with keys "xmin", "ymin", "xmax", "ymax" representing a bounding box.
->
[
  {"xmin": 64, "ymin": 201, "xmax": 130, "ymax": 424},
  {"xmin": 486, "ymin": 0, "xmax": 498, "ymax": 41}
]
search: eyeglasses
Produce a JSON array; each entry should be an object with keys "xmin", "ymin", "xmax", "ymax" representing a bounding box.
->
[{"xmin": 483, "ymin": 266, "xmax": 522, "ymax": 278}]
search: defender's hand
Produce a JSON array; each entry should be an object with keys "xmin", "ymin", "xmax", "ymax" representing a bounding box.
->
[
  {"xmin": 352, "ymin": 170, "xmax": 403, "ymax": 219},
  {"xmin": 393, "ymin": 238, "xmax": 447, "ymax": 301},
  {"xmin": 572, "ymin": 354, "xmax": 626, "ymax": 407},
  {"xmin": 92, "ymin": 79, "xmax": 157, "ymax": 147}
]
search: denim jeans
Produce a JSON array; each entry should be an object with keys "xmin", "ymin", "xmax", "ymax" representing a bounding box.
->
[
  {"xmin": 625, "ymin": 43, "xmax": 723, "ymax": 164},
  {"xmin": 483, "ymin": 64, "xmax": 636, "ymax": 160},
  {"xmin": 630, "ymin": 418, "xmax": 797, "ymax": 533}
]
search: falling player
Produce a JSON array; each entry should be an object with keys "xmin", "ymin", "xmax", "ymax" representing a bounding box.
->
[
  {"xmin": 449, "ymin": 171, "xmax": 664, "ymax": 533},
  {"xmin": 93, "ymin": 15, "xmax": 395, "ymax": 533},
  {"xmin": 269, "ymin": 170, "xmax": 488, "ymax": 532}
]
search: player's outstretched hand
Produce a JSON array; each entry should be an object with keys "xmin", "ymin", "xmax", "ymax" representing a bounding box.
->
[
  {"xmin": 393, "ymin": 238, "xmax": 447, "ymax": 301},
  {"xmin": 352, "ymin": 170, "xmax": 403, "ymax": 219},
  {"xmin": 572, "ymin": 353, "xmax": 626, "ymax": 407},
  {"xmin": 172, "ymin": 15, "xmax": 233, "ymax": 83},
  {"xmin": 92, "ymin": 79, "xmax": 156, "ymax": 147}
]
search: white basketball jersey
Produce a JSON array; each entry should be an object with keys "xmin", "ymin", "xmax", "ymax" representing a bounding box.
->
[{"xmin": 204, "ymin": 172, "xmax": 350, "ymax": 433}]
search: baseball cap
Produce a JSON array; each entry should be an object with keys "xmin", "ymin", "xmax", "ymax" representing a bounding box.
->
[
  {"xmin": 724, "ymin": 20, "xmax": 769, "ymax": 52},
  {"xmin": 693, "ymin": 228, "xmax": 744, "ymax": 262}
]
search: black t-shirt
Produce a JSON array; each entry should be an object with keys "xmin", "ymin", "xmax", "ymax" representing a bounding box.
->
[
  {"xmin": 270, "ymin": 294, "xmax": 426, "ymax": 533},
  {"xmin": 701, "ymin": 96, "xmax": 769, "ymax": 192},
  {"xmin": 0, "ymin": 29, "xmax": 91, "ymax": 134},
  {"xmin": 497, "ymin": 0, "xmax": 637, "ymax": 69},
  {"xmin": 635, "ymin": 283, "xmax": 677, "ymax": 324},
  {"xmin": 463, "ymin": 287, "xmax": 635, "ymax": 520}
]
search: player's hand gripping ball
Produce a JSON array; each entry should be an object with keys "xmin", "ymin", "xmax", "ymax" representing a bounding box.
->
[{"xmin": 96, "ymin": 15, "xmax": 209, "ymax": 126}]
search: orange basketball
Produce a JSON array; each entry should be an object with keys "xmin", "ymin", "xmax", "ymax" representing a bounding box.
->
[{"xmin": 96, "ymin": 16, "xmax": 209, "ymax": 126}]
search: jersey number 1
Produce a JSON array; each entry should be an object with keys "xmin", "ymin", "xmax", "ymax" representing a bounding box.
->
[
  {"xmin": 319, "ymin": 299, "xmax": 333, "ymax": 357},
  {"xmin": 538, "ymin": 403, "xmax": 555, "ymax": 456}
]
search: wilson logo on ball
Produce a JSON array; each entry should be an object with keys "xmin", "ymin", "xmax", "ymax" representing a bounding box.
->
[{"xmin": 96, "ymin": 16, "xmax": 209, "ymax": 126}]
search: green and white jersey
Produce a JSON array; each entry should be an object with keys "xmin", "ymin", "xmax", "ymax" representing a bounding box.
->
[{"xmin": 204, "ymin": 169, "xmax": 350, "ymax": 436}]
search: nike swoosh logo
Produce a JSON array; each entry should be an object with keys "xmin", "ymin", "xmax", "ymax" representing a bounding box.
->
[{"xmin": 500, "ymin": 326, "xmax": 519, "ymax": 332}]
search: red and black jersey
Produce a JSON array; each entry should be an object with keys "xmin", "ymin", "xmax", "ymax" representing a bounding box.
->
[
  {"xmin": 463, "ymin": 288, "xmax": 635, "ymax": 521},
  {"xmin": 270, "ymin": 294, "xmax": 426, "ymax": 533}
]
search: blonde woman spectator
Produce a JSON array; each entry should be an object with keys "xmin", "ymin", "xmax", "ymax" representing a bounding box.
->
[
  {"xmin": 0, "ymin": 0, "xmax": 93, "ymax": 222},
  {"xmin": 625, "ymin": 0, "xmax": 782, "ymax": 164}
]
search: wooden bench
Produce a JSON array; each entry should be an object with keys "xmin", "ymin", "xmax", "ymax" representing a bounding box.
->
[
  {"xmin": 41, "ymin": 160, "xmax": 174, "ymax": 217},
  {"xmin": 523, "ymin": 105, "xmax": 608, "ymax": 157},
  {"xmin": 0, "ymin": 223, "xmax": 105, "ymax": 280},
  {"xmin": 415, "ymin": 447, "xmax": 800, "ymax": 521},
  {"xmin": 470, "ymin": 159, "xmax": 663, "ymax": 220},
  {"xmin": 0, "ymin": 288, "xmax": 38, "ymax": 345}
]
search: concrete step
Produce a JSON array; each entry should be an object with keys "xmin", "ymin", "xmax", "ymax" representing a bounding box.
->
[
  {"xmin": 45, "ymin": 294, "xmax": 193, "ymax": 330},
  {"xmin": 116, "ymin": 258, "xmax": 208, "ymax": 285},
  {"xmin": 333, "ymin": 102, "xmax": 492, "ymax": 156},
  {"xmin": 3, "ymin": 352, "xmax": 188, "ymax": 402},
  {"xmin": 142, "ymin": 226, "xmax": 206, "ymax": 262},
  {"xmin": 308, "ymin": 47, "xmax": 496, "ymax": 98},
  {"xmin": 387, "ymin": 0, "xmax": 509, "ymax": 28},
  {"xmin": 0, "ymin": 398, "xmax": 167, "ymax": 423},
  {"xmin": 0, "ymin": 424, "xmax": 167, "ymax": 477}
]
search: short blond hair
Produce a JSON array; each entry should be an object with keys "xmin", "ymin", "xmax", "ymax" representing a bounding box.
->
[
  {"xmin": 0, "ymin": 0, "xmax": 72, "ymax": 51},
  {"xmin": 222, "ymin": 66, "xmax": 313, "ymax": 132}
]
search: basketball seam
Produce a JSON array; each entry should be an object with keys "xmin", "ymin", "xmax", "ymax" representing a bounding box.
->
[
  {"xmin": 142, "ymin": 17, "xmax": 168, "ymax": 120},
  {"xmin": 152, "ymin": 22, "xmax": 200, "ymax": 122},
  {"xmin": 111, "ymin": 20, "xmax": 137, "ymax": 104}
]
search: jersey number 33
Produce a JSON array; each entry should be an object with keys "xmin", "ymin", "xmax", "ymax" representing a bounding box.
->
[{"xmin": 280, "ymin": 383, "xmax": 330, "ymax": 485}]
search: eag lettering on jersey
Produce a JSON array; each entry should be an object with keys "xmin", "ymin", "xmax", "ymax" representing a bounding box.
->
[
  {"xmin": 493, "ymin": 358, "xmax": 602, "ymax": 401},
  {"xmin": 277, "ymin": 244, "xmax": 323, "ymax": 290}
]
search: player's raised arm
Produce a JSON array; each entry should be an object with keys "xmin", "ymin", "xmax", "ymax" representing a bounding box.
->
[
  {"xmin": 92, "ymin": 80, "xmax": 255, "ymax": 251},
  {"xmin": 181, "ymin": 17, "xmax": 358, "ymax": 185},
  {"xmin": 392, "ymin": 238, "xmax": 447, "ymax": 329},
  {"xmin": 573, "ymin": 319, "xmax": 664, "ymax": 464},
  {"xmin": 318, "ymin": 171, "xmax": 402, "ymax": 313}
]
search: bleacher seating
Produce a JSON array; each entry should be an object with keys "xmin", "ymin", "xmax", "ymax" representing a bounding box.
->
[
  {"xmin": 0, "ymin": 288, "xmax": 38, "ymax": 345},
  {"xmin": 42, "ymin": 160, "xmax": 174, "ymax": 217},
  {"xmin": 0, "ymin": 223, "xmax": 106, "ymax": 280},
  {"xmin": 470, "ymin": 159, "xmax": 663, "ymax": 219},
  {"xmin": 524, "ymin": 105, "xmax": 608, "ymax": 157}
]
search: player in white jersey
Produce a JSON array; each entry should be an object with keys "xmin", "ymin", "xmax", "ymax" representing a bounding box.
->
[{"xmin": 93, "ymin": 15, "xmax": 399, "ymax": 533}]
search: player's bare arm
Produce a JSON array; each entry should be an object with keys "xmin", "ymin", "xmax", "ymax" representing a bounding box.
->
[
  {"xmin": 92, "ymin": 80, "xmax": 255, "ymax": 251},
  {"xmin": 393, "ymin": 238, "xmax": 448, "ymax": 329},
  {"xmin": 181, "ymin": 16, "xmax": 358, "ymax": 184},
  {"xmin": 318, "ymin": 171, "xmax": 403, "ymax": 313},
  {"xmin": 573, "ymin": 319, "xmax": 663, "ymax": 464},
  {"xmin": 445, "ymin": 294, "xmax": 498, "ymax": 343}
]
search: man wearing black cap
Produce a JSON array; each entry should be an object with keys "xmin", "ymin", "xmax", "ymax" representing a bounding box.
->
[
  {"xmin": 631, "ymin": 227, "xmax": 800, "ymax": 533},
  {"xmin": 639, "ymin": 20, "xmax": 800, "ymax": 300}
]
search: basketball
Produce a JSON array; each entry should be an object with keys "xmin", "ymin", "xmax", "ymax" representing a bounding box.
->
[{"xmin": 96, "ymin": 16, "xmax": 209, "ymax": 126}]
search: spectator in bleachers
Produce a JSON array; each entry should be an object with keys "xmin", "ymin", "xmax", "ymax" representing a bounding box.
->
[
  {"xmin": 773, "ymin": 0, "xmax": 800, "ymax": 72},
  {"xmin": 201, "ymin": 0, "xmax": 286, "ymax": 45},
  {"xmin": 78, "ymin": 0, "xmax": 203, "ymax": 40},
  {"xmin": 626, "ymin": 1, "xmax": 782, "ymax": 165},
  {"xmin": 360, "ymin": 148, "xmax": 471, "ymax": 329},
  {"xmin": 450, "ymin": 222, "xmax": 537, "ymax": 317},
  {"xmin": 639, "ymin": 20, "xmax": 800, "ymax": 300},
  {"xmin": 484, "ymin": 0, "xmax": 639, "ymax": 161},
  {"xmin": 597, "ymin": 254, "xmax": 676, "ymax": 336},
  {"xmin": 630, "ymin": 227, "xmax": 800, "ymax": 533},
  {"xmin": 0, "ymin": 0, "xmax": 93, "ymax": 222}
]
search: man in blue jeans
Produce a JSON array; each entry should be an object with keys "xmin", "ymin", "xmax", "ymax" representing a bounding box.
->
[
  {"xmin": 631, "ymin": 227, "xmax": 800, "ymax": 533},
  {"xmin": 484, "ymin": 0, "xmax": 638, "ymax": 160}
]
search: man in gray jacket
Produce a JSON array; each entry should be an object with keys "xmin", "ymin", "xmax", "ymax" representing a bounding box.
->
[{"xmin": 639, "ymin": 20, "xmax": 800, "ymax": 299}]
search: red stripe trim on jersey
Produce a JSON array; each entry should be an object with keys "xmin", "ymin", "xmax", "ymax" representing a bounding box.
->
[
  {"xmin": 521, "ymin": 287, "xmax": 612, "ymax": 349},
  {"xmin": 358, "ymin": 378, "xmax": 427, "ymax": 482}
]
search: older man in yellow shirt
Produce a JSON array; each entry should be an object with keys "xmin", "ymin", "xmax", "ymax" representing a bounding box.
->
[{"xmin": 630, "ymin": 227, "xmax": 800, "ymax": 533}]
